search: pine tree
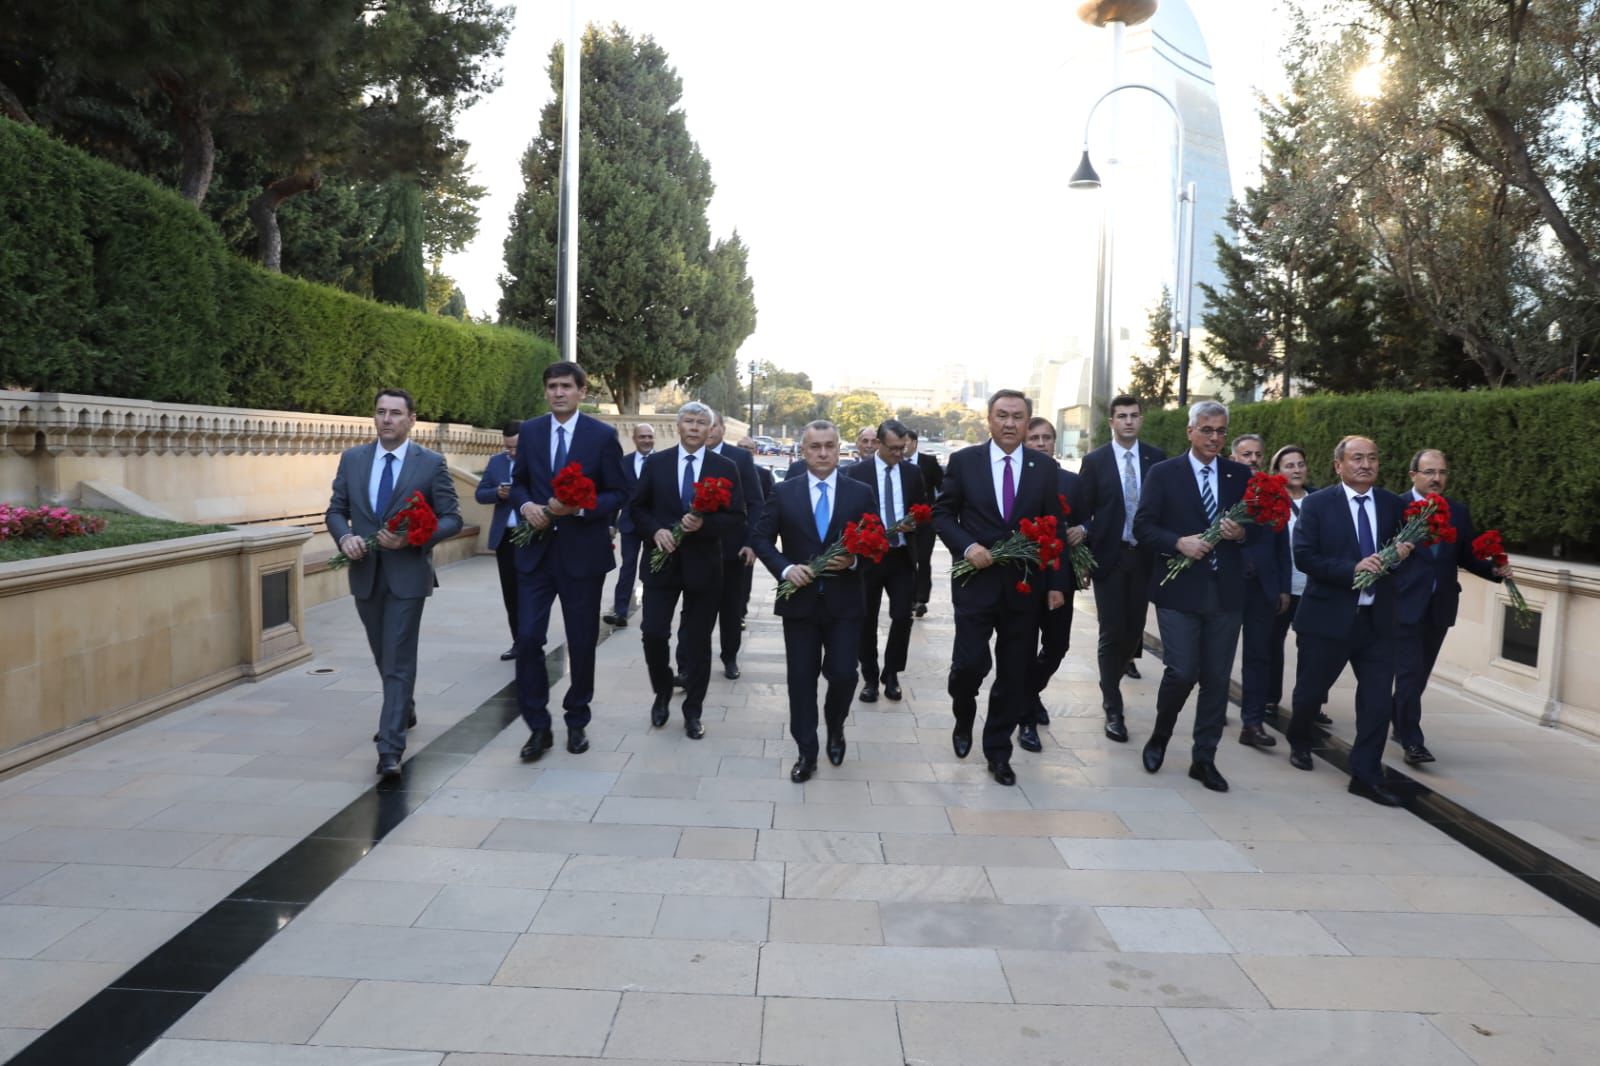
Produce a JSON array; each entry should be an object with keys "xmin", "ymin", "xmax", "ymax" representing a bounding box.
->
[{"xmin": 1126, "ymin": 287, "xmax": 1177, "ymax": 407}]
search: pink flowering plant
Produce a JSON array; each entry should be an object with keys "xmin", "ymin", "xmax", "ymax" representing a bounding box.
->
[{"xmin": 0, "ymin": 503, "xmax": 108, "ymax": 542}]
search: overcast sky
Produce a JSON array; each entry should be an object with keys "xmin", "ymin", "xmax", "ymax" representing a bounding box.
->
[{"xmin": 441, "ymin": 0, "xmax": 1291, "ymax": 392}]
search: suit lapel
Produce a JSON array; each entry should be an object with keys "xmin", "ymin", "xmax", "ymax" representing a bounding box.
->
[
  {"xmin": 355, "ymin": 443, "xmax": 379, "ymax": 522},
  {"xmin": 381, "ymin": 445, "xmax": 422, "ymax": 523},
  {"xmin": 534, "ymin": 416, "xmax": 553, "ymax": 478}
]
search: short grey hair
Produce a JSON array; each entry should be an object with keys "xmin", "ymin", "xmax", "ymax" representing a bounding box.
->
[
  {"xmin": 1231, "ymin": 433, "xmax": 1264, "ymax": 451},
  {"xmin": 1187, "ymin": 400, "xmax": 1228, "ymax": 427},
  {"xmin": 803, "ymin": 419, "xmax": 838, "ymax": 437},
  {"xmin": 678, "ymin": 401, "xmax": 714, "ymax": 422}
]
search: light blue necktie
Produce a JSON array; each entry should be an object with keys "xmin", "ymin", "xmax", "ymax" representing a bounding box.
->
[
  {"xmin": 814, "ymin": 481, "xmax": 830, "ymax": 541},
  {"xmin": 375, "ymin": 452, "xmax": 395, "ymax": 516}
]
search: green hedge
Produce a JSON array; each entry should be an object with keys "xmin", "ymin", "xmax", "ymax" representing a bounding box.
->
[
  {"xmin": 1140, "ymin": 385, "xmax": 1600, "ymax": 556},
  {"xmin": 0, "ymin": 119, "xmax": 552, "ymax": 426}
]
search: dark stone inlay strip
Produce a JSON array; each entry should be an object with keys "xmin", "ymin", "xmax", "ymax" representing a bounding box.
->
[{"xmin": 6, "ymin": 640, "xmax": 590, "ymax": 1065}]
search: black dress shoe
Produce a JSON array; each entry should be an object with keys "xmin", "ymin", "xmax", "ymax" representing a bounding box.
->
[
  {"xmin": 881, "ymin": 674, "xmax": 902, "ymax": 701},
  {"xmin": 952, "ymin": 725, "xmax": 973, "ymax": 759},
  {"xmin": 723, "ymin": 659, "xmax": 741, "ymax": 680},
  {"xmin": 1239, "ymin": 724, "xmax": 1277, "ymax": 749},
  {"xmin": 376, "ymin": 754, "xmax": 401, "ymax": 778},
  {"xmin": 673, "ymin": 673, "xmax": 688, "ymax": 689},
  {"xmin": 500, "ymin": 645, "xmax": 517, "ymax": 661},
  {"xmin": 1104, "ymin": 713, "xmax": 1129, "ymax": 743},
  {"xmin": 566, "ymin": 728, "xmax": 589, "ymax": 755},
  {"xmin": 1349, "ymin": 777, "xmax": 1403, "ymax": 807},
  {"xmin": 519, "ymin": 728, "xmax": 553, "ymax": 763},
  {"xmin": 1125, "ymin": 662, "xmax": 1141, "ymax": 679},
  {"xmin": 1188, "ymin": 760, "xmax": 1229, "ymax": 792},
  {"xmin": 374, "ymin": 708, "xmax": 420, "ymax": 742},
  {"xmin": 1142, "ymin": 737, "xmax": 1168, "ymax": 773},
  {"xmin": 913, "ymin": 603, "xmax": 927, "ymax": 617},
  {"xmin": 859, "ymin": 684, "xmax": 879, "ymax": 703},
  {"xmin": 650, "ymin": 695, "xmax": 670, "ymax": 728},
  {"xmin": 987, "ymin": 760, "xmax": 1017, "ymax": 786},
  {"xmin": 1403, "ymin": 745, "xmax": 1436, "ymax": 765},
  {"xmin": 1018, "ymin": 724, "xmax": 1043, "ymax": 753},
  {"xmin": 1036, "ymin": 706, "xmax": 1050, "ymax": 725},
  {"xmin": 1314, "ymin": 710, "xmax": 1333, "ymax": 725},
  {"xmin": 826, "ymin": 732, "xmax": 847, "ymax": 766},
  {"xmin": 684, "ymin": 718, "xmax": 705, "ymax": 740},
  {"xmin": 1289, "ymin": 748, "xmax": 1313, "ymax": 771},
  {"xmin": 790, "ymin": 758, "xmax": 816, "ymax": 783}
]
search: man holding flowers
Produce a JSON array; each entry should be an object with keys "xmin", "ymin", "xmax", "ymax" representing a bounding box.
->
[
  {"xmin": 326, "ymin": 388, "xmax": 462, "ymax": 778},
  {"xmin": 934, "ymin": 389, "xmax": 1071, "ymax": 787},
  {"xmin": 1132, "ymin": 401, "xmax": 1251, "ymax": 793}
]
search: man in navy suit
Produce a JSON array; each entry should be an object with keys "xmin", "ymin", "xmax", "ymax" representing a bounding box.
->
[
  {"xmin": 752, "ymin": 420, "xmax": 877, "ymax": 781},
  {"xmin": 1391, "ymin": 449, "xmax": 1510, "ymax": 766},
  {"xmin": 475, "ymin": 421, "xmax": 525, "ymax": 660},
  {"xmin": 1288, "ymin": 435, "xmax": 1416, "ymax": 806},
  {"xmin": 1075, "ymin": 394, "xmax": 1167, "ymax": 742},
  {"xmin": 631, "ymin": 403, "xmax": 746, "ymax": 738},
  {"xmin": 1132, "ymin": 401, "xmax": 1250, "ymax": 793},
  {"xmin": 604, "ymin": 422, "xmax": 656, "ymax": 628},
  {"xmin": 675, "ymin": 411, "xmax": 765, "ymax": 681},
  {"xmin": 1022, "ymin": 417, "xmax": 1090, "ymax": 751},
  {"xmin": 844, "ymin": 418, "xmax": 926, "ymax": 704},
  {"xmin": 904, "ymin": 430, "xmax": 945, "ymax": 617},
  {"xmin": 1231, "ymin": 434, "xmax": 1291, "ymax": 751},
  {"xmin": 934, "ymin": 390, "xmax": 1071, "ymax": 786},
  {"xmin": 509, "ymin": 361, "xmax": 628, "ymax": 762}
]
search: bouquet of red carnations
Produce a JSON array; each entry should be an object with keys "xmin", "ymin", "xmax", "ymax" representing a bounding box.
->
[
  {"xmin": 888, "ymin": 503, "xmax": 934, "ymax": 539},
  {"xmin": 775, "ymin": 512, "xmax": 891, "ymax": 599},
  {"xmin": 329, "ymin": 490, "xmax": 438, "ymax": 569},
  {"xmin": 1352, "ymin": 492, "xmax": 1453, "ymax": 590},
  {"xmin": 1058, "ymin": 493, "xmax": 1097, "ymax": 590},
  {"xmin": 1471, "ymin": 529, "xmax": 1531, "ymax": 627},
  {"xmin": 650, "ymin": 476, "xmax": 734, "ymax": 572},
  {"xmin": 1161, "ymin": 471, "xmax": 1292, "ymax": 585},
  {"xmin": 949, "ymin": 513, "xmax": 1064, "ymax": 593},
  {"xmin": 509, "ymin": 462, "xmax": 598, "ymax": 546}
]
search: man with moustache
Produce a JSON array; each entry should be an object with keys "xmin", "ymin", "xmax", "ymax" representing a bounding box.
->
[
  {"xmin": 1132, "ymin": 401, "xmax": 1249, "ymax": 793},
  {"xmin": 604, "ymin": 422, "xmax": 656, "ymax": 629},
  {"xmin": 1231, "ymin": 433, "xmax": 1291, "ymax": 751},
  {"xmin": 1021, "ymin": 417, "xmax": 1089, "ymax": 752},
  {"xmin": 752, "ymin": 421, "xmax": 876, "ymax": 781},
  {"xmin": 935, "ymin": 389, "xmax": 1071, "ymax": 786},
  {"xmin": 844, "ymin": 418, "xmax": 926, "ymax": 703},
  {"xmin": 631, "ymin": 403, "xmax": 746, "ymax": 738},
  {"xmin": 508, "ymin": 362, "xmax": 628, "ymax": 762},
  {"xmin": 904, "ymin": 429, "xmax": 945, "ymax": 618},
  {"xmin": 1076, "ymin": 395, "xmax": 1166, "ymax": 742},
  {"xmin": 475, "ymin": 421, "xmax": 526, "ymax": 660},
  {"xmin": 1391, "ymin": 449, "xmax": 1510, "ymax": 766},
  {"xmin": 854, "ymin": 425, "xmax": 879, "ymax": 466},
  {"xmin": 1287, "ymin": 436, "xmax": 1415, "ymax": 806}
]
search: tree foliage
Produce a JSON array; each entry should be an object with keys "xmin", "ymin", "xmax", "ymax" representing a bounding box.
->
[
  {"xmin": 372, "ymin": 182, "xmax": 427, "ymax": 311},
  {"xmin": 498, "ymin": 24, "xmax": 757, "ymax": 413},
  {"xmin": 1127, "ymin": 287, "xmax": 1178, "ymax": 407},
  {"xmin": 830, "ymin": 392, "xmax": 893, "ymax": 440}
]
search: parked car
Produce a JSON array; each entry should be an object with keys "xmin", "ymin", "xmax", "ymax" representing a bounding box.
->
[{"xmin": 752, "ymin": 435, "xmax": 781, "ymax": 455}]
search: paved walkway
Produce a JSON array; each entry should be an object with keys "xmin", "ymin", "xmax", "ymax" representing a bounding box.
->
[{"xmin": 2, "ymin": 554, "xmax": 1599, "ymax": 1064}]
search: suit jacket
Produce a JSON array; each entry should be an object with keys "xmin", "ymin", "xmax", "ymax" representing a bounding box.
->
[
  {"xmin": 913, "ymin": 452, "xmax": 945, "ymax": 500},
  {"xmin": 1079, "ymin": 439, "xmax": 1167, "ymax": 571},
  {"xmin": 1393, "ymin": 492, "xmax": 1499, "ymax": 628},
  {"xmin": 473, "ymin": 451, "xmax": 519, "ymax": 550},
  {"xmin": 711, "ymin": 442, "xmax": 766, "ymax": 557},
  {"xmin": 754, "ymin": 462, "xmax": 775, "ymax": 500},
  {"xmin": 629, "ymin": 445, "xmax": 746, "ymax": 590},
  {"xmin": 752, "ymin": 471, "xmax": 876, "ymax": 619},
  {"xmin": 615, "ymin": 449, "xmax": 652, "ymax": 536},
  {"xmin": 1241, "ymin": 510, "xmax": 1293, "ymax": 608},
  {"xmin": 1292, "ymin": 483, "xmax": 1407, "ymax": 639},
  {"xmin": 326, "ymin": 441, "xmax": 463, "ymax": 600},
  {"xmin": 1053, "ymin": 464, "xmax": 1089, "ymax": 530},
  {"xmin": 1134, "ymin": 454, "xmax": 1251, "ymax": 612},
  {"xmin": 842, "ymin": 458, "xmax": 927, "ymax": 546},
  {"xmin": 785, "ymin": 457, "xmax": 808, "ymax": 481},
  {"xmin": 509, "ymin": 412, "xmax": 628, "ymax": 578},
  {"xmin": 933, "ymin": 442, "xmax": 1070, "ymax": 610}
]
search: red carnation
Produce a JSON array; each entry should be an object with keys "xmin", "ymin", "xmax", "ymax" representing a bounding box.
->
[
  {"xmin": 1058, "ymin": 493, "xmax": 1072, "ymax": 519},
  {"xmin": 1473, "ymin": 528, "xmax": 1531, "ymax": 627},
  {"xmin": 651, "ymin": 475, "xmax": 737, "ymax": 572},
  {"xmin": 552, "ymin": 461, "xmax": 599, "ymax": 511},
  {"xmin": 1015, "ymin": 580, "xmax": 1032, "ymax": 595}
]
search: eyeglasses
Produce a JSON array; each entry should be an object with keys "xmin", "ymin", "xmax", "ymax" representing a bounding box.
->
[{"xmin": 1191, "ymin": 426, "xmax": 1227, "ymax": 437}]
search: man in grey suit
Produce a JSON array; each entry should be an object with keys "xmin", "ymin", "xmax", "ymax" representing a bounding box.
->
[{"xmin": 326, "ymin": 388, "xmax": 463, "ymax": 778}]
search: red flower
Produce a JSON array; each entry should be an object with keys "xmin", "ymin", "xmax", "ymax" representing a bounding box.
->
[
  {"xmin": 552, "ymin": 462, "xmax": 598, "ymax": 511},
  {"xmin": 1242, "ymin": 472, "xmax": 1292, "ymax": 531},
  {"xmin": 909, "ymin": 503, "xmax": 933, "ymax": 525},
  {"xmin": 843, "ymin": 512, "xmax": 890, "ymax": 563},
  {"xmin": 691, "ymin": 476, "xmax": 734, "ymax": 513},
  {"xmin": 1472, "ymin": 529, "xmax": 1510, "ymax": 568},
  {"xmin": 389, "ymin": 491, "xmax": 439, "ymax": 547},
  {"xmin": 1403, "ymin": 493, "xmax": 1454, "ymax": 546},
  {"xmin": 1058, "ymin": 493, "xmax": 1072, "ymax": 519},
  {"xmin": 1015, "ymin": 580, "xmax": 1032, "ymax": 595}
]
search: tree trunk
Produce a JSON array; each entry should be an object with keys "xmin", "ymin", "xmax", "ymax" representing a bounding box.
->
[
  {"xmin": 608, "ymin": 369, "xmax": 641, "ymax": 414},
  {"xmin": 249, "ymin": 172, "xmax": 324, "ymax": 272},
  {"xmin": 0, "ymin": 80, "xmax": 32, "ymax": 125},
  {"xmin": 152, "ymin": 73, "xmax": 215, "ymax": 205}
]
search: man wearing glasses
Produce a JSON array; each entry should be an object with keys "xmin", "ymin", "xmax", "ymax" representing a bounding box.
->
[{"xmin": 844, "ymin": 419, "xmax": 926, "ymax": 703}]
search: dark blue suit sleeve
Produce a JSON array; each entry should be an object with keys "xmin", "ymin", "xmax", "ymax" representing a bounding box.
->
[{"xmin": 474, "ymin": 454, "xmax": 505, "ymax": 506}]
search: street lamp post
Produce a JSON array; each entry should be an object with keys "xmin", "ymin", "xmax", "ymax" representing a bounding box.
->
[
  {"xmin": 1069, "ymin": 82, "xmax": 1198, "ymax": 409},
  {"xmin": 747, "ymin": 360, "xmax": 756, "ymax": 430}
]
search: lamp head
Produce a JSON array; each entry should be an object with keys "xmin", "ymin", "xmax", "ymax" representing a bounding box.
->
[{"xmin": 1068, "ymin": 149, "xmax": 1102, "ymax": 190}]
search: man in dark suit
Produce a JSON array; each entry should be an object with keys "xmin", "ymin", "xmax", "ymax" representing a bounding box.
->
[
  {"xmin": 934, "ymin": 390, "xmax": 1071, "ymax": 786},
  {"xmin": 604, "ymin": 422, "xmax": 656, "ymax": 628},
  {"xmin": 853, "ymin": 425, "xmax": 879, "ymax": 466},
  {"xmin": 475, "ymin": 421, "xmax": 525, "ymax": 661},
  {"xmin": 752, "ymin": 420, "xmax": 876, "ymax": 781},
  {"xmin": 1021, "ymin": 417, "xmax": 1090, "ymax": 751},
  {"xmin": 675, "ymin": 411, "xmax": 764, "ymax": 681},
  {"xmin": 844, "ymin": 418, "xmax": 926, "ymax": 704},
  {"xmin": 327, "ymin": 388, "xmax": 463, "ymax": 778},
  {"xmin": 632, "ymin": 403, "xmax": 746, "ymax": 738},
  {"xmin": 905, "ymin": 429, "xmax": 945, "ymax": 617},
  {"xmin": 509, "ymin": 361, "xmax": 628, "ymax": 762},
  {"xmin": 1391, "ymin": 449, "xmax": 1509, "ymax": 766},
  {"xmin": 1231, "ymin": 433, "xmax": 1291, "ymax": 751},
  {"xmin": 737, "ymin": 437, "xmax": 776, "ymax": 629},
  {"xmin": 1075, "ymin": 394, "xmax": 1167, "ymax": 742},
  {"xmin": 1288, "ymin": 435, "xmax": 1416, "ymax": 806},
  {"xmin": 1132, "ymin": 401, "xmax": 1250, "ymax": 793},
  {"xmin": 785, "ymin": 456, "xmax": 809, "ymax": 481}
]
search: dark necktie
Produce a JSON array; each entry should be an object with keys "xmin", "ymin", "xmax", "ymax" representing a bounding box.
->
[
  {"xmin": 883, "ymin": 467, "xmax": 899, "ymax": 546},
  {"xmin": 1001, "ymin": 455, "xmax": 1015, "ymax": 523},
  {"xmin": 553, "ymin": 424, "xmax": 568, "ymax": 471},
  {"xmin": 375, "ymin": 452, "xmax": 395, "ymax": 516},
  {"xmin": 681, "ymin": 454, "xmax": 696, "ymax": 511},
  {"xmin": 1354, "ymin": 495, "xmax": 1375, "ymax": 556},
  {"xmin": 1200, "ymin": 465, "xmax": 1217, "ymax": 570}
]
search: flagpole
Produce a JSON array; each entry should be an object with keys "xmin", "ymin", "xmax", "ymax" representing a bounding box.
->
[{"xmin": 555, "ymin": 0, "xmax": 581, "ymax": 364}]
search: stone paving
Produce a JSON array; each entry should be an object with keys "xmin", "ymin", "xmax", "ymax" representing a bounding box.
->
[{"xmin": 2, "ymin": 554, "xmax": 1599, "ymax": 1064}]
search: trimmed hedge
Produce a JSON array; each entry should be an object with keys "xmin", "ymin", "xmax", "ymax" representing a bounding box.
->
[
  {"xmin": 0, "ymin": 118, "xmax": 552, "ymax": 427},
  {"xmin": 1140, "ymin": 385, "xmax": 1600, "ymax": 556}
]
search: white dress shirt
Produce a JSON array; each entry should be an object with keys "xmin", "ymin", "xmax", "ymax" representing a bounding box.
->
[
  {"xmin": 1287, "ymin": 493, "xmax": 1307, "ymax": 596},
  {"xmin": 549, "ymin": 411, "xmax": 579, "ymax": 469},
  {"xmin": 368, "ymin": 439, "xmax": 411, "ymax": 515},
  {"xmin": 874, "ymin": 455, "xmax": 905, "ymax": 531},
  {"xmin": 1343, "ymin": 482, "xmax": 1379, "ymax": 607},
  {"xmin": 782, "ymin": 470, "xmax": 840, "ymax": 582},
  {"xmin": 633, "ymin": 450, "xmax": 649, "ymax": 478},
  {"xmin": 502, "ymin": 454, "xmax": 517, "ymax": 528},
  {"xmin": 1187, "ymin": 449, "xmax": 1219, "ymax": 505}
]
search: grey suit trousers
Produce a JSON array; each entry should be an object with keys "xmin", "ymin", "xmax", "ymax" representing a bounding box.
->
[{"xmin": 354, "ymin": 557, "xmax": 428, "ymax": 755}]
